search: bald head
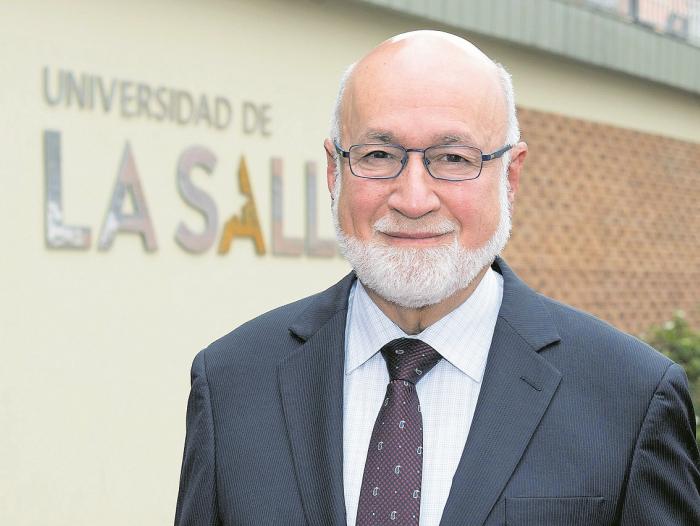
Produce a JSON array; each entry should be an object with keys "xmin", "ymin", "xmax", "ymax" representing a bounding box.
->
[
  {"xmin": 330, "ymin": 30, "xmax": 519, "ymax": 154},
  {"xmin": 370, "ymin": 30, "xmax": 498, "ymax": 77}
]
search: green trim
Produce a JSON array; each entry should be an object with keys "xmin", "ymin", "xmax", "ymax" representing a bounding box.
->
[{"xmin": 353, "ymin": 0, "xmax": 700, "ymax": 94}]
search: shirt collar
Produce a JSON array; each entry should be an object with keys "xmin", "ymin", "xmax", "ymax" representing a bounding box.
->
[{"xmin": 344, "ymin": 268, "xmax": 503, "ymax": 383}]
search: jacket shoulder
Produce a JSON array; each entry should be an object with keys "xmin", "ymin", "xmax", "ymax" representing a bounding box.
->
[{"xmin": 538, "ymin": 294, "xmax": 673, "ymax": 384}]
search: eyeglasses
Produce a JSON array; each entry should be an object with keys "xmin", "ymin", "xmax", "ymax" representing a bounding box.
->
[{"xmin": 334, "ymin": 141, "xmax": 512, "ymax": 181}]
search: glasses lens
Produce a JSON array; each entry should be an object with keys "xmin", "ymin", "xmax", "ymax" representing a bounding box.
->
[
  {"xmin": 349, "ymin": 144, "xmax": 404, "ymax": 178},
  {"xmin": 426, "ymin": 146, "xmax": 482, "ymax": 180}
]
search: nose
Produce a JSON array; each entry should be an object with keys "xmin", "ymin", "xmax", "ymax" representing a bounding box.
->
[{"xmin": 386, "ymin": 152, "xmax": 441, "ymax": 219}]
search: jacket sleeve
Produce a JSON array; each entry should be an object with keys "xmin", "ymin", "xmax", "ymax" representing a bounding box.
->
[
  {"xmin": 619, "ymin": 363, "xmax": 700, "ymax": 525},
  {"xmin": 175, "ymin": 350, "xmax": 219, "ymax": 526}
]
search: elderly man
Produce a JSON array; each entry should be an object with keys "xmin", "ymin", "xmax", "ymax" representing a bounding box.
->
[{"xmin": 175, "ymin": 31, "xmax": 700, "ymax": 525}]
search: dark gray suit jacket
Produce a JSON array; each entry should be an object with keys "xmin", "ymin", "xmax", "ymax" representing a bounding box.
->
[{"xmin": 175, "ymin": 258, "xmax": 700, "ymax": 525}]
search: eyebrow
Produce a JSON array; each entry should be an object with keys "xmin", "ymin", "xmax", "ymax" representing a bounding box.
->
[
  {"xmin": 364, "ymin": 130, "xmax": 394, "ymax": 143},
  {"xmin": 441, "ymin": 133, "xmax": 478, "ymax": 145},
  {"xmin": 360, "ymin": 130, "xmax": 478, "ymax": 146}
]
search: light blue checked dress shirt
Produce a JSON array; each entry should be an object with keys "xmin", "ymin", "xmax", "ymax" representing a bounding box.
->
[{"xmin": 343, "ymin": 269, "xmax": 504, "ymax": 526}]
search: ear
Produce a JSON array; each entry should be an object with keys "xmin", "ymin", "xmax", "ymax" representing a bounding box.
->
[
  {"xmin": 324, "ymin": 138, "xmax": 338, "ymax": 198},
  {"xmin": 505, "ymin": 141, "xmax": 527, "ymax": 207}
]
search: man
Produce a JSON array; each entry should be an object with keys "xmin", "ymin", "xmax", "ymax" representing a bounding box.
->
[{"xmin": 175, "ymin": 31, "xmax": 700, "ymax": 525}]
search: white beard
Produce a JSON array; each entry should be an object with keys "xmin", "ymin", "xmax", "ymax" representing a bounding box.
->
[{"xmin": 332, "ymin": 167, "xmax": 512, "ymax": 309}]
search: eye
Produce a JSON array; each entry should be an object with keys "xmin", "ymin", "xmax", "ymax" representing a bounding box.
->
[
  {"xmin": 431, "ymin": 150, "xmax": 480, "ymax": 166},
  {"xmin": 363, "ymin": 149, "xmax": 396, "ymax": 160},
  {"xmin": 443, "ymin": 153, "xmax": 469, "ymax": 163},
  {"xmin": 435, "ymin": 153, "xmax": 476, "ymax": 165}
]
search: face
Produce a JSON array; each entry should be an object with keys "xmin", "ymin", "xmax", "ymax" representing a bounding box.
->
[{"xmin": 325, "ymin": 37, "xmax": 526, "ymax": 308}]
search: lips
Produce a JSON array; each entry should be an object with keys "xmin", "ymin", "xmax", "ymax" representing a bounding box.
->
[
  {"xmin": 382, "ymin": 231, "xmax": 451, "ymax": 239},
  {"xmin": 377, "ymin": 230, "xmax": 455, "ymax": 247},
  {"xmin": 373, "ymin": 215, "xmax": 457, "ymax": 243}
]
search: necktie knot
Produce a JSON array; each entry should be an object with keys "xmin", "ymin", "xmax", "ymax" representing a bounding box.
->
[{"xmin": 380, "ymin": 337, "xmax": 442, "ymax": 384}]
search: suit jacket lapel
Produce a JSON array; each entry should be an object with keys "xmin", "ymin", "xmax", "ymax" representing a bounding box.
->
[
  {"xmin": 278, "ymin": 273, "xmax": 356, "ymax": 526},
  {"xmin": 440, "ymin": 259, "xmax": 563, "ymax": 526}
]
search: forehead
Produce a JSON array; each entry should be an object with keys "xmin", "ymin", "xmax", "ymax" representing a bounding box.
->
[{"xmin": 343, "ymin": 42, "xmax": 504, "ymax": 147}]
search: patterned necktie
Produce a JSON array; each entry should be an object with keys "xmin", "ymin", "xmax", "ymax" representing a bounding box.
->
[{"xmin": 355, "ymin": 338, "xmax": 442, "ymax": 526}]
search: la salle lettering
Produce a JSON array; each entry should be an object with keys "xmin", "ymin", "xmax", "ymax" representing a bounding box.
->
[{"xmin": 43, "ymin": 130, "xmax": 336, "ymax": 257}]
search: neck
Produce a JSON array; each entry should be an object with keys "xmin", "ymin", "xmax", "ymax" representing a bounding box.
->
[{"xmin": 364, "ymin": 265, "xmax": 490, "ymax": 335}]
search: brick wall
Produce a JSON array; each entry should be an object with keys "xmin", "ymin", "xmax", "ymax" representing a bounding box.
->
[{"xmin": 503, "ymin": 107, "xmax": 700, "ymax": 336}]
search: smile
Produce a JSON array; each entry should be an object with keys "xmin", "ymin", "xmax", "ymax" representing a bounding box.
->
[{"xmin": 378, "ymin": 231, "xmax": 453, "ymax": 245}]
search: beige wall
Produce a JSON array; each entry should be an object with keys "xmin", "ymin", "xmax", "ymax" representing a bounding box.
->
[{"xmin": 1, "ymin": 0, "xmax": 698, "ymax": 524}]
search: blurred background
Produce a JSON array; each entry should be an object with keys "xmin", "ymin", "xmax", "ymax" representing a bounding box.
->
[{"xmin": 1, "ymin": 0, "xmax": 699, "ymax": 524}]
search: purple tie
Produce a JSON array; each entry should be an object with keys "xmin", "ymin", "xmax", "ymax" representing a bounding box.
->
[{"xmin": 355, "ymin": 338, "xmax": 442, "ymax": 526}]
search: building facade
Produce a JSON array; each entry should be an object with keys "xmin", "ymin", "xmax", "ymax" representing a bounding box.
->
[{"xmin": 1, "ymin": 0, "xmax": 698, "ymax": 524}]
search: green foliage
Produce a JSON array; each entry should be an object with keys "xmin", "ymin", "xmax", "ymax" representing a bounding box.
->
[{"xmin": 642, "ymin": 311, "xmax": 700, "ymax": 447}]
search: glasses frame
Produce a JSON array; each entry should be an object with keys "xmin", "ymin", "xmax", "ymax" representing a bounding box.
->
[{"xmin": 334, "ymin": 140, "xmax": 513, "ymax": 181}]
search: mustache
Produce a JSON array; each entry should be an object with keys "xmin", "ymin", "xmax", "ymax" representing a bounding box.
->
[{"xmin": 373, "ymin": 215, "xmax": 457, "ymax": 235}]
